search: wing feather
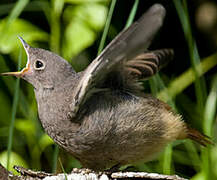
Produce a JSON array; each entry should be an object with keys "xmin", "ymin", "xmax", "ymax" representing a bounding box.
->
[
  {"xmin": 71, "ymin": 4, "xmax": 166, "ymax": 118},
  {"xmin": 126, "ymin": 49, "xmax": 174, "ymax": 79}
]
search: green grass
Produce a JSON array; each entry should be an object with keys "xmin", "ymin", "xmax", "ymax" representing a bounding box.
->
[
  {"xmin": 4, "ymin": 0, "xmax": 28, "ymax": 171},
  {"xmin": 124, "ymin": 0, "xmax": 139, "ymax": 29},
  {"xmin": 97, "ymin": 0, "xmax": 117, "ymax": 55},
  {"xmin": 0, "ymin": 0, "xmax": 216, "ymax": 179},
  {"xmin": 7, "ymin": 48, "xmax": 22, "ymax": 169}
]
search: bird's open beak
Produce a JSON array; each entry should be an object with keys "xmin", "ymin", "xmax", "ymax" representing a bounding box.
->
[
  {"xmin": 0, "ymin": 36, "xmax": 30, "ymax": 78},
  {"xmin": 0, "ymin": 65, "xmax": 30, "ymax": 77}
]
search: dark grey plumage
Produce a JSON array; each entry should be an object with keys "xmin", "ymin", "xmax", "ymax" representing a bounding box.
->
[{"xmin": 1, "ymin": 4, "xmax": 211, "ymax": 171}]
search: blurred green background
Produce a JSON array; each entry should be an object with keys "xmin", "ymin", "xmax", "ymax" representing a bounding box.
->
[{"xmin": 0, "ymin": 0, "xmax": 216, "ymax": 179}]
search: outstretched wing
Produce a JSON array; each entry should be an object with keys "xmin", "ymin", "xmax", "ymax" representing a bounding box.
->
[{"xmin": 71, "ymin": 4, "xmax": 166, "ymax": 118}]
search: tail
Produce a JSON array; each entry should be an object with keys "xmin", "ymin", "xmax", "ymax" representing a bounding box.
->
[{"xmin": 187, "ymin": 127, "xmax": 213, "ymax": 147}]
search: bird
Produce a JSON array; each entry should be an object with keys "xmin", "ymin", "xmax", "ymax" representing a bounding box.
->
[{"xmin": 1, "ymin": 4, "xmax": 211, "ymax": 171}]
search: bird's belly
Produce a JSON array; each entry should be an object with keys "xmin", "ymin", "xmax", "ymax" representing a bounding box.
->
[
  {"xmin": 73, "ymin": 132, "xmax": 167, "ymax": 170},
  {"xmin": 67, "ymin": 92, "xmax": 169, "ymax": 170}
]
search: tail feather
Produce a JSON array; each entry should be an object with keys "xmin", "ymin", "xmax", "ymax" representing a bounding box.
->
[{"xmin": 187, "ymin": 127, "xmax": 213, "ymax": 147}]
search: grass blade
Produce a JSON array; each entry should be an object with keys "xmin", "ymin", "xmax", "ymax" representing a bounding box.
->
[
  {"xmin": 7, "ymin": 48, "xmax": 22, "ymax": 169},
  {"xmin": 173, "ymin": 0, "xmax": 207, "ymax": 115},
  {"xmin": 50, "ymin": 0, "xmax": 64, "ymax": 54},
  {"xmin": 97, "ymin": 0, "xmax": 117, "ymax": 55},
  {"xmin": 157, "ymin": 52, "xmax": 217, "ymax": 102},
  {"xmin": 124, "ymin": 0, "xmax": 139, "ymax": 29},
  {"xmin": 52, "ymin": 145, "xmax": 59, "ymax": 173},
  {"xmin": 184, "ymin": 141, "xmax": 201, "ymax": 172},
  {"xmin": 203, "ymin": 75, "xmax": 217, "ymax": 136},
  {"xmin": 162, "ymin": 144, "xmax": 173, "ymax": 175},
  {"xmin": 6, "ymin": 0, "xmax": 29, "ymax": 26},
  {"xmin": 201, "ymin": 74, "xmax": 217, "ymax": 179},
  {"xmin": 59, "ymin": 158, "xmax": 68, "ymax": 180}
]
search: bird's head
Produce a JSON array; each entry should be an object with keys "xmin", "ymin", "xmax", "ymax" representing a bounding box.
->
[{"xmin": 1, "ymin": 37, "xmax": 75, "ymax": 90}]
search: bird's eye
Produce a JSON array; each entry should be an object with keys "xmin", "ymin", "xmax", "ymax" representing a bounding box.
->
[{"xmin": 34, "ymin": 60, "xmax": 45, "ymax": 70}]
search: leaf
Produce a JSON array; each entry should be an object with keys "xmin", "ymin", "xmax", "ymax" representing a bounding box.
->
[
  {"xmin": 65, "ymin": 0, "xmax": 109, "ymax": 4},
  {"xmin": 0, "ymin": 151, "xmax": 28, "ymax": 175},
  {"xmin": 15, "ymin": 118, "xmax": 36, "ymax": 137},
  {"xmin": 62, "ymin": 3, "xmax": 107, "ymax": 60},
  {"xmin": 38, "ymin": 134, "xmax": 54, "ymax": 151},
  {"xmin": 211, "ymin": 146, "xmax": 217, "ymax": 177},
  {"xmin": 0, "ymin": 18, "xmax": 48, "ymax": 54},
  {"xmin": 66, "ymin": 4, "xmax": 107, "ymax": 31},
  {"xmin": 62, "ymin": 19, "xmax": 96, "ymax": 60},
  {"xmin": 191, "ymin": 172, "xmax": 206, "ymax": 180}
]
